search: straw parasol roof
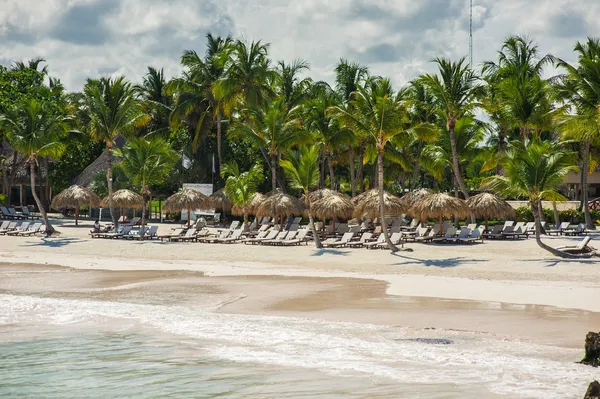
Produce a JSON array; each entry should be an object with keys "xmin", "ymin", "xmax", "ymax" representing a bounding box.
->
[
  {"xmin": 466, "ymin": 193, "xmax": 514, "ymax": 219},
  {"xmin": 352, "ymin": 189, "xmax": 408, "ymax": 219},
  {"xmin": 162, "ymin": 188, "xmax": 211, "ymax": 228},
  {"xmin": 402, "ymin": 188, "xmax": 433, "ymax": 207},
  {"xmin": 51, "ymin": 185, "xmax": 100, "ymax": 210},
  {"xmin": 409, "ymin": 193, "xmax": 470, "ymax": 235},
  {"xmin": 101, "ymin": 189, "xmax": 144, "ymax": 209},
  {"xmin": 255, "ymin": 192, "xmax": 306, "ymax": 219},
  {"xmin": 248, "ymin": 192, "xmax": 267, "ymax": 214},
  {"xmin": 51, "ymin": 185, "xmax": 100, "ymax": 226},
  {"xmin": 209, "ymin": 188, "xmax": 232, "ymax": 212},
  {"xmin": 307, "ymin": 188, "xmax": 345, "ymax": 203},
  {"xmin": 311, "ymin": 193, "xmax": 354, "ymax": 220}
]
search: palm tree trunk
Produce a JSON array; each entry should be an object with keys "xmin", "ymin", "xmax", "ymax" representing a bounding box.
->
[
  {"xmin": 318, "ymin": 152, "xmax": 325, "ymax": 189},
  {"xmin": 6, "ymin": 150, "xmax": 18, "ymax": 206},
  {"xmin": 496, "ymin": 125, "xmax": 506, "ymax": 175},
  {"xmin": 106, "ymin": 142, "xmax": 118, "ymax": 229},
  {"xmin": 582, "ymin": 139, "xmax": 594, "ymax": 229},
  {"xmin": 552, "ymin": 201, "xmax": 560, "ymax": 227},
  {"xmin": 140, "ymin": 187, "xmax": 147, "ymax": 241},
  {"xmin": 243, "ymin": 212, "xmax": 249, "ymax": 232},
  {"xmin": 29, "ymin": 158, "xmax": 54, "ymax": 235},
  {"xmin": 75, "ymin": 208, "xmax": 79, "ymax": 226},
  {"xmin": 216, "ymin": 112, "xmax": 222, "ymax": 176},
  {"xmin": 531, "ymin": 200, "xmax": 587, "ymax": 258},
  {"xmin": 448, "ymin": 121, "xmax": 473, "ymax": 222},
  {"xmin": 357, "ymin": 145, "xmax": 365, "ymax": 193},
  {"xmin": 378, "ymin": 148, "xmax": 399, "ymax": 252},
  {"xmin": 348, "ymin": 146, "xmax": 356, "ymax": 196},
  {"xmin": 411, "ymin": 141, "xmax": 424, "ymax": 189},
  {"xmin": 307, "ymin": 209, "xmax": 322, "ymax": 249},
  {"xmin": 328, "ymin": 155, "xmax": 335, "ymax": 190},
  {"xmin": 270, "ymin": 153, "xmax": 277, "ymax": 191}
]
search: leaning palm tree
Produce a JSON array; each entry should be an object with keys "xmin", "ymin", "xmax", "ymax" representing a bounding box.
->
[
  {"xmin": 113, "ymin": 137, "xmax": 177, "ymax": 239},
  {"xmin": 82, "ymin": 76, "xmax": 149, "ymax": 228},
  {"xmin": 419, "ymin": 57, "xmax": 483, "ymax": 205},
  {"xmin": 221, "ymin": 162, "xmax": 264, "ymax": 231},
  {"xmin": 553, "ymin": 37, "xmax": 600, "ymax": 230},
  {"xmin": 483, "ymin": 139, "xmax": 587, "ymax": 258},
  {"xmin": 0, "ymin": 99, "xmax": 68, "ymax": 235},
  {"xmin": 279, "ymin": 146, "xmax": 322, "ymax": 248},
  {"xmin": 329, "ymin": 77, "xmax": 409, "ymax": 252}
]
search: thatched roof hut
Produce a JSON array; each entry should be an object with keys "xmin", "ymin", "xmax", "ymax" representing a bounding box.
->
[
  {"xmin": 409, "ymin": 193, "xmax": 470, "ymax": 235},
  {"xmin": 51, "ymin": 185, "xmax": 100, "ymax": 225},
  {"xmin": 101, "ymin": 189, "xmax": 144, "ymax": 209},
  {"xmin": 71, "ymin": 136, "xmax": 126, "ymax": 187},
  {"xmin": 310, "ymin": 192, "xmax": 354, "ymax": 220},
  {"xmin": 162, "ymin": 188, "xmax": 211, "ymax": 228},
  {"xmin": 466, "ymin": 192, "xmax": 514, "ymax": 231},
  {"xmin": 255, "ymin": 192, "xmax": 305, "ymax": 227},
  {"xmin": 209, "ymin": 188, "xmax": 232, "ymax": 212},
  {"xmin": 352, "ymin": 189, "xmax": 408, "ymax": 219}
]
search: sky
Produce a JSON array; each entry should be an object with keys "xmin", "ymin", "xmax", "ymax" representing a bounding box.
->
[{"xmin": 0, "ymin": 0, "xmax": 596, "ymax": 91}]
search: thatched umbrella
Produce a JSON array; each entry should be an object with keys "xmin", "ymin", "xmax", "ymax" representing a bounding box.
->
[
  {"xmin": 311, "ymin": 193, "xmax": 354, "ymax": 221},
  {"xmin": 409, "ymin": 192, "xmax": 470, "ymax": 236},
  {"xmin": 209, "ymin": 188, "xmax": 232, "ymax": 213},
  {"xmin": 307, "ymin": 188, "xmax": 340, "ymax": 203},
  {"xmin": 101, "ymin": 189, "xmax": 144, "ymax": 222},
  {"xmin": 248, "ymin": 192, "xmax": 267, "ymax": 215},
  {"xmin": 255, "ymin": 192, "xmax": 306, "ymax": 228},
  {"xmin": 51, "ymin": 185, "xmax": 100, "ymax": 226},
  {"xmin": 352, "ymin": 189, "xmax": 408, "ymax": 220},
  {"xmin": 467, "ymin": 192, "xmax": 515, "ymax": 232},
  {"xmin": 162, "ymin": 188, "xmax": 211, "ymax": 228},
  {"xmin": 402, "ymin": 188, "xmax": 433, "ymax": 207}
]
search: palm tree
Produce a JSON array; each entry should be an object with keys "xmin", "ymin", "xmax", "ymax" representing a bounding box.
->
[
  {"xmin": 329, "ymin": 78, "xmax": 408, "ymax": 252},
  {"xmin": 135, "ymin": 67, "xmax": 172, "ymax": 138},
  {"xmin": 82, "ymin": 76, "xmax": 148, "ymax": 228},
  {"xmin": 113, "ymin": 137, "xmax": 177, "ymax": 239},
  {"xmin": 483, "ymin": 139, "xmax": 584, "ymax": 258},
  {"xmin": 229, "ymin": 100, "xmax": 309, "ymax": 191},
  {"xmin": 276, "ymin": 59, "xmax": 312, "ymax": 110},
  {"xmin": 419, "ymin": 57, "xmax": 483, "ymax": 204},
  {"xmin": 334, "ymin": 59, "xmax": 369, "ymax": 196},
  {"xmin": 279, "ymin": 146, "xmax": 322, "ymax": 248},
  {"xmin": 0, "ymin": 99, "xmax": 68, "ymax": 235},
  {"xmin": 12, "ymin": 57, "xmax": 48, "ymax": 74},
  {"xmin": 553, "ymin": 37, "xmax": 600, "ymax": 229},
  {"xmin": 221, "ymin": 162, "xmax": 264, "ymax": 231}
]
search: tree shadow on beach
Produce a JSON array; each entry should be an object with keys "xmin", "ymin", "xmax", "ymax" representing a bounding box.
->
[
  {"xmin": 20, "ymin": 237, "xmax": 85, "ymax": 248},
  {"xmin": 522, "ymin": 258, "xmax": 600, "ymax": 268},
  {"xmin": 390, "ymin": 254, "xmax": 485, "ymax": 268},
  {"xmin": 311, "ymin": 249, "xmax": 350, "ymax": 257}
]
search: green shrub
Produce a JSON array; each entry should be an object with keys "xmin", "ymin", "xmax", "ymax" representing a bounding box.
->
[
  {"xmin": 515, "ymin": 206, "xmax": 532, "ymax": 222},
  {"xmin": 0, "ymin": 194, "xmax": 5, "ymax": 206}
]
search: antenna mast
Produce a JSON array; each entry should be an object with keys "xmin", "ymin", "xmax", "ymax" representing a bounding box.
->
[{"xmin": 469, "ymin": 0, "xmax": 473, "ymax": 68}]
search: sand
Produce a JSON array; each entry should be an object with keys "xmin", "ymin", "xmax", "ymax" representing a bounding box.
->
[{"xmin": 1, "ymin": 218, "xmax": 600, "ymax": 348}]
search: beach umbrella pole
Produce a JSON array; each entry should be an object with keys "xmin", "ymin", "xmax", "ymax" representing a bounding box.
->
[
  {"xmin": 188, "ymin": 207, "xmax": 191, "ymax": 228},
  {"xmin": 485, "ymin": 216, "xmax": 489, "ymax": 233},
  {"xmin": 75, "ymin": 207, "xmax": 79, "ymax": 226},
  {"xmin": 439, "ymin": 215, "xmax": 443, "ymax": 236}
]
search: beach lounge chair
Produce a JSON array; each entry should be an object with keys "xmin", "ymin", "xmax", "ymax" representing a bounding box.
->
[
  {"xmin": 21, "ymin": 207, "xmax": 39, "ymax": 220},
  {"xmin": 524, "ymin": 222, "xmax": 535, "ymax": 236},
  {"xmin": 198, "ymin": 229, "xmax": 230, "ymax": 243},
  {"xmin": 241, "ymin": 230, "xmax": 268, "ymax": 243},
  {"xmin": 373, "ymin": 232, "xmax": 404, "ymax": 249},
  {"xmin": 483, "ymin": 224, "xmax": 503, "ymax": 239},
  {"xmin": 15, "ymin": 222, "xmax": 43, "ymax": 236},
  {"xmin": 503, "ymin": 221, "xmax": 515, "ymax": 228},
  {"xmin": 324, "ymin": 232, "xmax": 355, "ymax": 248},
  {"xmin": 214, "ymin": 229, "xmax": 244, "ymax": 244},
  {"xmin": 122, "ymin": 217, "xmax": 141, "ymax": 227},
  {"xmin": 363, "ymin": 234, "xmax": 386, "ymax": 249},
  {"xmin": 546, "ymin": 222, "xmax": 569, "ymax": 236},
  {"xmin": 131, "ymin": 226, "xmax": 158, "ymax": 240},
  {"xmin": 8, "ymin": 208, "xmax": 25, "ymax": 220},
  {"xmin": 460, "ymin": 227, "xmax": 483, "ymax": 243},
  {"xmin": 345, "ymin": 232, "xmax": 373, "ymax": 248},
  {"xmin": 280, "ymin": 229, "xmax": 309, "ymax": 246},
  {"xmin": 467, "ymin": 223, "xmax": 477, "ymax": 231},
  {"xmin": 446, "ymin": 227, "xmax": 471, "ymax": 243},
  {"xmin": 563, "ymin": 223, "xmax": 586, "ymax": 236},
  {"xmin": 0, "ymin": 221, "xmax": 10, "ymax": 232},
  {"xmin": 271, "ymin": 231, "xmax": 298, "ymax": 246},
  {"xmin": 514, "ymin": 222, "xmax": 526, "ymax": 232},
  {"xmin": 170, "ymin": 228, "xmax": 197, "ymax": 242},
  {"xmin": 93, "ymin": 225, "xmax": 133, "ymax": 239},
  {"xmin": 244, "ymin": 229, "xmax": 279, "ymax": 245},
  {"xmin": 555, "ymin": 236, "xmax": 595, "ymax": 254},
  {"xmin": 0, "ymin": 221, "xmax": 18, "ymax": 235},
  {"xmin": 6, "ymin": 221, "xmax": 30, "ymax": 236},
  {"xmin": 433, "ymin": 227, "xmax": 457, "ymax": 243},
  {"xmin": 123, "ymin": 227, "xmax": 148, "ymax": 240},
  {"xmin": 1, "ymin": 207, "xmax": 14, "ymax": 219},
  {"xmin": 415, "ymin": 226, "xmax": 438, "ymax": 243},
  {"xmin": 158, "ymin": 228, "xmax": 185, "ymax": 241},
  {"xmin": 261, "ymin": 231, "xmax": 288, "ymax": 246}
]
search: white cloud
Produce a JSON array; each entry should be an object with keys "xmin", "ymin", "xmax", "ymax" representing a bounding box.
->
[{"xmin": 0, "ymin": 0, "xmax": 598, "ymax": 91}]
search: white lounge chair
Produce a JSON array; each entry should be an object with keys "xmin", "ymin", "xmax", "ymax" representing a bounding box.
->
[{"xmin": 555, "ymin": 236, "xmax": 595, "ymax": 254}]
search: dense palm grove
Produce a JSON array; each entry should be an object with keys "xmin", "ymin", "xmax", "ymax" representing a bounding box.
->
[{"xmin": 1, "ymin": 34, "xmax": 600, "ymax": 244}]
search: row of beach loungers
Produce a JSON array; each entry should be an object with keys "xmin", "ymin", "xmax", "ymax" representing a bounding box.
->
[
  {"xmin": 1, "ymin": 206, "xmax": 39, "ymax": 220},
  {"xmin": 0, "ymin": 220, "xmax": 45, "ymax": 236}
]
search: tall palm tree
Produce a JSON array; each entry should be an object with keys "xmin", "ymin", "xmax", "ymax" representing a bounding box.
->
[
  {"xmin": 276, "ymin": 59, "xmax": 312, "ymax": 110},
  {"xmin": 419, "ymin": 57, "xmax": 482, "ymax": 204},
  {"xmin": 279, "ymin": 146, "xmax": 322, "ymax": 248},
  {"xmin": 0, "ymin": 99, "xmax": 68, "ymax": 235},
  {"xmin": 334, "ymin": 59, "xmax": 369, "ymax": 196},
  {"xmin": 329, "ymin": 77, "xmax": 408, "ymax": 252},
  {"xmin": 113, "ymin": 137, "xmax": 177, "ymax": 239},
  {"xmin": 229, "ymin": 100, "xmax": 309, "ymax": 191},
  {"xmin": 82, "ymin": 77, "xmax": 148, "ymax": 227},
  {"xmin": 483, "ymin": 139, "xmax": 583, "ymax": 258},
  {"xmin": 553, "ymin": 37, "xmax": 600, "ymax": 229},
  {"xmin": 135, "ymin": 67, "xmax": 172, "ymax": 138},
  {"xmin": 12, "ymin": 57, "xmax": 48, "ymax": 74},
  {"xmin": 221, "ymin": 162, "xmax": 264, "ymax": 232}
]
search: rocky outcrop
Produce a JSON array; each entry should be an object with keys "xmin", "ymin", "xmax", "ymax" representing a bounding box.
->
[
  {"xmin": 581, "ymin": 332, "xmax": 600, "ymax": 367},
  {"xmin": 584, "ymin": 381, "xmax": 600, "ymax": 399}
]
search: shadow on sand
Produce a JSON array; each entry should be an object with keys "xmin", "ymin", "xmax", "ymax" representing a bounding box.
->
[
  {"xmin": 21, "ymin": 237, "xmax": 86, "ymax": 248},
  {"xmin": 390, "ymin": 254, "xmax": 486, "ymax": 269},
  {"xmin": 311, "ymin": 249, "xmax": 350, "ymax": 257}
]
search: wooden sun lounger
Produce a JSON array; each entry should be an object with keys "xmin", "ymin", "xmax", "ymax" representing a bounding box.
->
[
  {"xmin": 6, "ymin": 221, "xmax": 31, "ymax": 236},
  {"xmin": 159, "ymin": 228, "xmax": 185, "ymax": 242},
  {"xmin": 280, "ymin": 230, "xmax": 309, "ymax": 246},
  {"xmin": 345, "ymin": 233, "xmax": 373, "ymax": 248},
  {"xmin": 170, "ymin": 229, "xmax": 198, "ymax": 242},
  {"xmin": 243, "ymin": 230, "xmax": 279, "ymax": 245},
  {"xmin": 323, "ymin": 232, "xmax": 354, "ymax": 248},
  {"xmin": 555, "ymin": 236, "xmax": 595, "ymax": 254}
]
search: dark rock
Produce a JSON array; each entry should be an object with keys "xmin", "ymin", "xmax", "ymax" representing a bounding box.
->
[
  {"xmin": 584, "ymin": 381, "xmax": 600, "ymax": 399},
  {"xmin": 581, "ymin": 332, "xmax": 600, "ymax": 367}
]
